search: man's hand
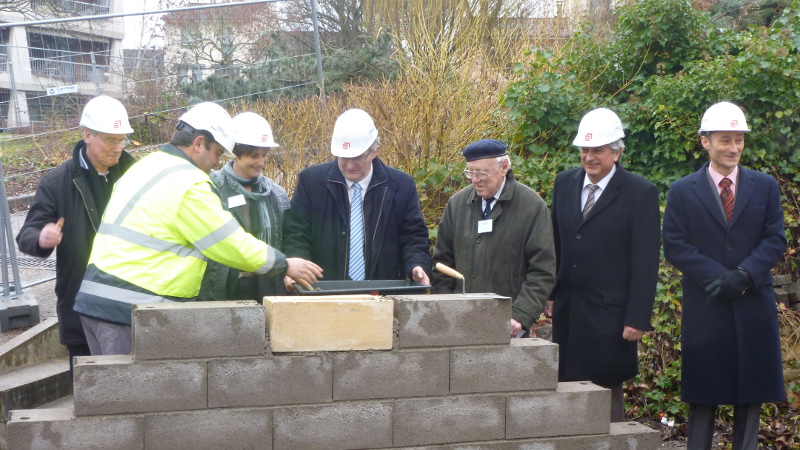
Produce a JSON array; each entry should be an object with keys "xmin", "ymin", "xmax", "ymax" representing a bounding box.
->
[
  {"xmin": 283, "ymin": 276, "xmax": 296, "ymax": 293},
  {"xmin": 704, "ymin": 267, "xmax": 751, "ymax": 301},
  {"xmin": 622, "ymin": 326, "xmax": 644, "ymax": 341},
  {"xmin": 510, "ymin": 318, "xmax": 524, "ymax": 337},
  {"xmin": 285, "ymin": 258, "xmax": 323, "ymax": 286},
  {"xmin": 543, "ymin": 300, "xmax": 554, "ymax": 318},
  {"xmin": 38, "ymin": 218, "xmax": 64, "ymax": 249},
  {"xmin": 411, "ymin": 266, "xmax": 430, "ymax": 285}
]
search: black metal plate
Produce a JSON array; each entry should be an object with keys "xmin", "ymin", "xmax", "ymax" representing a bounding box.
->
[{"xmin": 295, "ymin": 280, "xmax": 431, "ymax": 295}]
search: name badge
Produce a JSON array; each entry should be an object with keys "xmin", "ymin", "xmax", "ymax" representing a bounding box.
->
[
  {"xmin": 228, "ymin": 194, "xmax": 246, "ymax": 208},
  {"xmin": 477, "ymin": 219, "xmax": 493, "ymax": 234}
]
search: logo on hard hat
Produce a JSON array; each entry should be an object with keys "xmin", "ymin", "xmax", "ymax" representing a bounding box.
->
[
  {"xmin": 584, "ymin": 133, "xmax": 593, "ymax": 141},
  {"xmin": 113, "ymin": 120, "xmax": 121, "ymax": 129},
  {"xmin": 261, "ymin": 134, "xmax": 269, "ymax": 143},
  {"xmin": 730, "ymin": 120, "xmax": 738, "ymax": 127},
  {"xmin": 343, "ymin": 142, "xmax": 351, "ymax": 150}
]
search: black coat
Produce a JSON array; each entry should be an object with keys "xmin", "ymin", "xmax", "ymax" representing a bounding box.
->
[
  {"xmin": 16, "ymin": 141, "xmax": 134, "ymax": 345},
  {"xmin": 663, "ymin": 163, "xmax": 787, "ymax": 405},
  {"xmin": 283, "ymin": 158, "xmax": 431, "ymax": 281},
  {"xmin": 550, "ymin": 163, "xmax": 661, "ymax": 384}
]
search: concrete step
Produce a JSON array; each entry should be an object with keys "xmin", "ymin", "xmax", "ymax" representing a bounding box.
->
[
  {"xmin": 0, "ymin": 317, "xmax": 71, "ymax": 422},
  {"xmin": 0, "ymin": 358, "xmax": 70, "ymax": 420}
]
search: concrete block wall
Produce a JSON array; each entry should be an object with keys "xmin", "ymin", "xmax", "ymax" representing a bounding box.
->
[{"xmin": 6, "ymin": 295, "xmax": 660, "ymax": 449}]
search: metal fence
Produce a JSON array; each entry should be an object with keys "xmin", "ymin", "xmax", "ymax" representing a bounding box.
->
[{"xmin": 31, "ymin": 0, "xmax": 111, "ymax": 16}]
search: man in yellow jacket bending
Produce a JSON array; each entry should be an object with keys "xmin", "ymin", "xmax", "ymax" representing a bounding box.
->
[{"xmin": 73, "ymin": 102, "xmax": 322, "ymax": 355}]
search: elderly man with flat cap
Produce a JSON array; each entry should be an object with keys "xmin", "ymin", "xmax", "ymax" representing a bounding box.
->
[{"xmin": 432, "ymin": 139, "xmax": 556, "ymax": 337}]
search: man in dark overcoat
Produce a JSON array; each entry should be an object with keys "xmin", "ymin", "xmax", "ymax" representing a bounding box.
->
[
  {"xmin": 283, "ymin": 108, "xmax": 431, "ymax": 286},
  {"xmin": 545, "ymin": 107, "xmax": 661, "ymax": 422},
  {"xmin": 16, "ymin": 95, "xmax": 135, "ymax": 376},
  {"xmin": 663, "ymin": 101, "xmax": 787, "ymax": 450}
]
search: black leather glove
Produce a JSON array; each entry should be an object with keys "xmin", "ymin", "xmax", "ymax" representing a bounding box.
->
[
  {"xmin": 705, "ymin": 267, "xmax": 751, "ymax": 301},
  {"xmin": 702, "ymin": 278, "xmax": 724, "ymax": 301}
]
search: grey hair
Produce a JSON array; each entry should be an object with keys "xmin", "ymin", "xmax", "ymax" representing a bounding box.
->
[
  {"xmin": 608, "ymin": 139, "xmax": 625, "ymax": 153},
  {"xmin": 496, "ymin": 155, "xmax": 511, "ymax": 167},
  {"xmin": 368, "ymin": 136, "xmax": 381, "ymax": 153}
]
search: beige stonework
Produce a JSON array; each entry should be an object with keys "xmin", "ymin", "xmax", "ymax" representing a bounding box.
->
[{"xmin": 264, "ymin": 295, "xmax": 393, "ymax": 352}]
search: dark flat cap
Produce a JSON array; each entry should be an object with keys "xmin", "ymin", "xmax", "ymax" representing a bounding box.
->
[{"xmin": 462, "ymin": 139, "xmax": 508, "ymax": 161}]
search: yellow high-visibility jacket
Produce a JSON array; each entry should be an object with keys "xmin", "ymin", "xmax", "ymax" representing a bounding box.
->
[{"xmin": 74, "ymin": 144, "xmax": 285, "ymax": 325}]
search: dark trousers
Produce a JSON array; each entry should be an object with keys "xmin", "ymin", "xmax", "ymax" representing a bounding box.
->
[
  {"xmin": 66, "ymin": 344, "xmax": 91, "ymax": 380},
  {"xmin": 595, "ymin": 382, "xmax": 625, "ymax": 422},
  {"xmin": 688, "ymin": 403, "xmax": 760, "ymax": 450}
]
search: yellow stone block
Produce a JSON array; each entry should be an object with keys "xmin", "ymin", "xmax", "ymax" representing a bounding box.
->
[{"xmin": 264, "ymin": 295, "xmax": 394, "ymax": 352}]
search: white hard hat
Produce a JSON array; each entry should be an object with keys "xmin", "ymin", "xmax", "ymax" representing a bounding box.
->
[
  {"xmin": 330, "ymin": 108, "xmax": 378, "ymax": 157},
  {"xmin": 80, "ymin": 95, "xmax": 134, "ymax": 134},
  {"xmin": 233, "ymin": 112, "xmax": 279, "ymax": 148},
  {"xmin": 178, "ymin": 102, "xmax": 236, "ymax": 157},
  {"xmin": 699, "ymin": 101, "xmax": 750, "ymax": 134},
  {"xmin": 572, "ymin": 108, "xmax": 625, "ymax": 147}
]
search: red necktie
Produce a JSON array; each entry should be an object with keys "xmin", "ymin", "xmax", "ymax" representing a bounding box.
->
[{"xmin": 719, "ymin": 178, "xmax": 734, "ymax": 222}]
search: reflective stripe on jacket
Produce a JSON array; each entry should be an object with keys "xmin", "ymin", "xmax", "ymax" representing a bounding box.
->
[{"xmin": 74, "ymin": 144, "xmax": 284, "ymax": 324}]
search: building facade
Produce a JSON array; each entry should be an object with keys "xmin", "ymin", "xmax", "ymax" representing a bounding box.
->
[{"xmin": 0, "ymin": 0, "xmax": 125, "ymax": 130}]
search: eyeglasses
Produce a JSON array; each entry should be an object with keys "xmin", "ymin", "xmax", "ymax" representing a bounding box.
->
[
  {"xmin": 99, "ymin": 135, "xmax": 130, "ymax": 148},
  {"xmin": 463, "ymin": 161, "xmax": 501, "ymax": 181}
]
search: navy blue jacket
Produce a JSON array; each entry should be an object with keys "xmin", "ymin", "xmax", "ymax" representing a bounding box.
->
[
  {"xmin": 664, "ymin": 163, "xmax": 787, "ymax": 405},
  {"xmin": 283, "ymin": 158, "xmax": 431, "ymax": 281},
  {"xmin": 550, "ymin": 162, "xmax": 661, "ymax": 384}
]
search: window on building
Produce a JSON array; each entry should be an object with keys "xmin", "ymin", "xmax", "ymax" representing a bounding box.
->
[
  {"xmin": 32, "ymin": 0, "xmax": 110, "ymax": 16},
  {"xmin": 27, "ymin": 32, "xmax": 110, "ymax": 83}
]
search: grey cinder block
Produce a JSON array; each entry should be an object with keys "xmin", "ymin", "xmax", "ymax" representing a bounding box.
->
[
  {"xmin": 333, "ymin": 349, "xmax": 449, "ymax": 400},
  {"xmin": 393, "ymin": 395, "xmax": 506, "ymax": 446},
  {"xmin": 773, "ymin": 274, "xmax": 793, "ymax": 286},
  {"xmin": 7, "ymin": 408, "xmax": 143, "ymax": 450},
  {"xmin": 73, "ymin": 356, "xmax": 207, "ymax": 415},
  {"xmin": 775, "ymin": 287, "xmax": 789, "ymax": 305},
  {"xmin": 273, "ymin": 401, "xmax": 392, "ymax": 450},
  {"xmin": 450, "ymin": 338, "xmax": 558, "ymax": 394},
  {"xmin": 208, "ymin": 355, "xmax": 332, "ymax": 407},
  {"xmin": 144, "ymin": 408, "xmax": 272, "ymax": 450},
  {"xmin": 132, "ymin": 301, "xmax": 266, "ymax": 360},
  {"xmin": 784, "ymin": 282, "xmax": 800, "ymax": 303},
  {"xmin": 395, "ymin": 294, "xmax": 510, "ymax": 348},
  {"xmin": 506, "ymin": 381, "xmax": 611, "ymax": 439}
]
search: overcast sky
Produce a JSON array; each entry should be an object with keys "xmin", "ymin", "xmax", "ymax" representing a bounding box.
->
[{"xmin": 122, "ymin": 0, "xmax": 165, "ymax": 49}]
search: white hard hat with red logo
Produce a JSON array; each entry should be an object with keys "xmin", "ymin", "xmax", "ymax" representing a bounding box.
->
[
  {"xmin": 177, "ymin": 102, "xmax": 236, "ymax": 157},
  {"xmin": 572, "ymin": 107, "xmax": 625, "ymax": 147},
  {"xmin": 330, "ymin": 108, "xmax": 378, "ymax": 157},
  {"xmin": 699, "ymin": 101, "xmax": 750, "ymax": 134},
  {"xmin": 233, "ymin": 112, "xmax": 279, "ymax": 148},
  {"xmin": 79, "ymin": 95, "xmax": 134, "ymax": 134}
]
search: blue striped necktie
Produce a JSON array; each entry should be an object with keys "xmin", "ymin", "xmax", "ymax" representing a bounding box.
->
[{"xmin": 348, "ymin": 182, "xmax": 365, "ymax": 281}]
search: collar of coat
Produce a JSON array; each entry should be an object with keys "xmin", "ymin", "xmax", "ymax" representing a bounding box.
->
[
  {"xmin": 688, "ymin": 161, "xmax": 756, "ymax": 228},
  {"xmin": 466, "ymin": 169, "xmax": 518, "ymax": 206},
  {"xmin": 70, "ymin": 139, "xmax": 135, "ymax": 177},
  {"xmin": 323, "ymin": 156, "xmax": 389, "ymax": 189},
  {"xmin": 572, "ymin": 161, "xmax": 627, "ymax": 189}
]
